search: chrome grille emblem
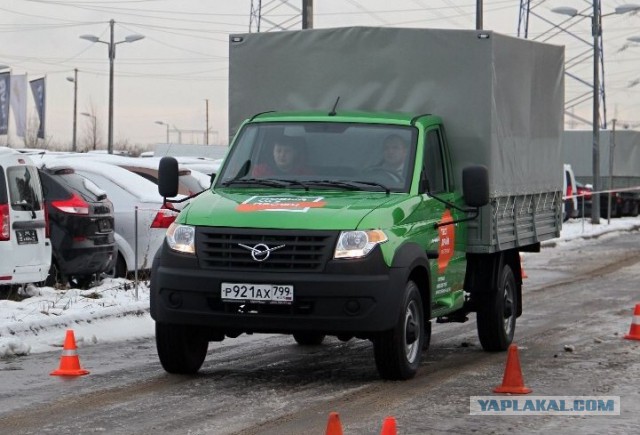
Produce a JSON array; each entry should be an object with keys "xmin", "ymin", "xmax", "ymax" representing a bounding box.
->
[{"xmin": 238, "ymin": 243, "xmax": 286, "ymax": 262}]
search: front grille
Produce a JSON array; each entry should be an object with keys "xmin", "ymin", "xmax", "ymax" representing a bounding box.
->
[{"xmin": 196, "ymin": 227, "xmax": 337, "ymax": 272}]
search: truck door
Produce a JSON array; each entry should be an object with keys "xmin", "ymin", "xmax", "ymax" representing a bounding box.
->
[{"xmin": 423, "ymin": 127, "xmax": 466, "ymax": 315}]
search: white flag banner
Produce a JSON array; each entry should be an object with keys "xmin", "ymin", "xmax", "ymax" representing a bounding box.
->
[
  {"xmin": 30, "ymin": 77, "xmax": 45, "ymax": 139},
  {"xmin": 0, "ymin": 72, "xmax": 9, "ymax": 135},
  {"xmin": 10, "ymin": 74, "xmax": 27, "ymax": 138}
]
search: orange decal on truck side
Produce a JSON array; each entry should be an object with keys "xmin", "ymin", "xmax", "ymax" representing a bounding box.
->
[{"xmin": 437, "ymin": 209, "xmax": 455, "ymax": 274}]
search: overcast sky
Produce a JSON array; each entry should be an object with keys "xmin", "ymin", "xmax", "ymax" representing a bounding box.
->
[{"xmin": 1, "ymin": 0, "xmax": 639, "ymax": 150}]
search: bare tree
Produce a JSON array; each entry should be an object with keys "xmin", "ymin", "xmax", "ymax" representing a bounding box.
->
[
  {"xmin": 81, "ymin": 103, "xmax": 102, "ymax": 151},
  {"xmin": 18, "ymin": 110, "xmax": 52, "ymax": 149}
]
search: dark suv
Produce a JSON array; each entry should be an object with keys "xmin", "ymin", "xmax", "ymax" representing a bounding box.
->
[{"xmin": 39, "ymin": 167, "xmax": 116, "ymax": 287}]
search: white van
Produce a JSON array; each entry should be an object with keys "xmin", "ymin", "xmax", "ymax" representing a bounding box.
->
[
  {"xmin": 0, "ymin": 148, "xmax": 51, "ymax": 285},
  {"xmin": 563, "ymin": 163, "xmax": 579, "ymax": 221}
]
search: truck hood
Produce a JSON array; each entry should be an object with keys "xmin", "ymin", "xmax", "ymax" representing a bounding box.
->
[{"xmin": 181, "ymin": 189, "xmax": 400, "ymax": 230}]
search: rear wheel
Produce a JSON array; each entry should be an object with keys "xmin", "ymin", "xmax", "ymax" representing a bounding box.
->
[
  {"xmin": 106, "ymin": 253, "xmax": 128, "ymax": 279},
  {"xmin": 373, "ymin": 280, "xmax": 424, "ymax": 380},
  {"xmin": 293, "ymin": 332, "xmax": 326, "ymax": 346},
  {"xmin": 476, "ymin": 264, "xmax": 517, "ymax": 351},
  {"xmin": 156, "ymin": 322, "xmax": 208, "ymax": 374},
  {"xmin": 45, "ymin": 259, "xmax": 67, "ymax": 288}
]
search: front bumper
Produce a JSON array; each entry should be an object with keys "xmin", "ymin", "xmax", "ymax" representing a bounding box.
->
[{"xmin": 150, "ymin": 243, "xmax": 406, "ymax": 335}]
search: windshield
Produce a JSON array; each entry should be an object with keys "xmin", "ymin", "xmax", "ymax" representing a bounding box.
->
[{"xmin": 215, "ymin": 122, "xmax": 417, "ymax": 193}]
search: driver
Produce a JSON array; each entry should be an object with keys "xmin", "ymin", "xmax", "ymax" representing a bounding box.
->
[
  {"xmin": 372, "ymin": 134, "xmax": 409, "ymax": 181},
  {"xmin": 252, "ymin": 135, "xmax": 311, "ymax": 177}
]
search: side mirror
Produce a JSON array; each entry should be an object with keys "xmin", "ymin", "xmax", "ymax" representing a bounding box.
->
[
  {"xmin": 462, "ymin": 165, "xmax": 489, "ymax": 208},
  {"xmin": 158, "ymin": 157, "xmax": 179, "ymax": 198}
]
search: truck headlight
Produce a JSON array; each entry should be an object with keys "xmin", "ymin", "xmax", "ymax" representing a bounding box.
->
[
  {"xmin": 334, "ymin": 230, "xmax": 387, "ymax": 259},
  {"xmin": 166, "ymin": 223, "xmax": 196, "ymax": 254}
]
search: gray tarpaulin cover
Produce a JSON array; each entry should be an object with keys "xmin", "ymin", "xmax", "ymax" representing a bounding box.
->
[
  {"xmin": 229, "ymin": 26, "xmax": 564, "ymax": 197},
  {"xmin": 563, "ymin": 130, "xmax": 640, "ymax": 187}
]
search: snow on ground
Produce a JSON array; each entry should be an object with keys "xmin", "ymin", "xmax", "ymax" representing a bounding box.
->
[{"xmin": 1, "ymin": 217, "xmax": 639, "ymax": 359}]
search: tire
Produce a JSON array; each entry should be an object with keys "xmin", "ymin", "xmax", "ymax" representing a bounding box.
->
[
  {"xmin": 45, "ymin": 259, "xmax": 66, "ymax": 288},
  {"xmin": 71, "ymin": 275, "xmax": 94, "ymax": 289},
  {"xmin": 106, "ymin": 253, "xmax": 128, "ymax": 279},
  {"xmin": 476, "ymin": 264, "xmax": 517, "ymax": 351},
  {"xmin": 373, "ymin": 280, "xmax": 424, "ymax": 380},
  {"xmin": 156, "ymin": 322, "xmax": 208, "ymax": 374},
  {"xmin": 293, "ymin": 332, "xmax": 326, "ymax": 346},
  {"xmin": 422, "ymin": 320, "xmax": 432, "ymax": 351}
]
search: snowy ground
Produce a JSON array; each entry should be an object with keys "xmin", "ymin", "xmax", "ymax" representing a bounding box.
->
[{"xmin": 1, "ymin": 217, "xmax": 639, "ymax": 359}]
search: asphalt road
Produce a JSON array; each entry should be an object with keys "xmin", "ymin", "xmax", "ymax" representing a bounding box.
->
[{"xmin": 1, "ymin": 229, "xmax": 639, "ymax": 434}]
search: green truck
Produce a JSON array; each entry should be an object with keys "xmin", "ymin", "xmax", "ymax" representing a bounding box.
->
[{"xmin": 151, "ymin": 27, "xmax": 564, "ymax": 380}]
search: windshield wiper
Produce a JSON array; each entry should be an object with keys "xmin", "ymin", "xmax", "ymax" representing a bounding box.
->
[
  {"xmin": 305, "ymin": 179, "xmax": 390, "ymax": 194},
  {"xmin": 348, "ymin": 180, "xmax": 391, "ymax": 194},
  {"xmin": 304, "ymin": 180, "xmax": 360, "ymax": 191},
  {"xmin": 269, "ymin": 178, "xmax": 310, "ymax": 191},
  {"xmin": 221, "ymin": 178, "xmax": 290, "ymax": 188}
]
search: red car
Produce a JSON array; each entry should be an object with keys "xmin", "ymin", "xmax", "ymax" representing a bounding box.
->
[{"xmin": 575, "ymin": 182, "xmax": 592, "ymax": 217}]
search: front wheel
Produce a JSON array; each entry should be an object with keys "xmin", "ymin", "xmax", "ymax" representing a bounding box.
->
[
  {"xmin": 373, "ymin": 280, "xmax": 424, "ymax": 380},
  {"xmin": 156, "ymin": 323, "xmax": 208, "ymax": 374},
  {"xmin": 476, "ymin": 264, "xmax": 517, "ymax": 351}
]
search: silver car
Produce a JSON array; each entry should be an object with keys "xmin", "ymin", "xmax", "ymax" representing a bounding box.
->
[{"xmin": 36, "ymin": 157, "xmax": 178, "ymax": 277}]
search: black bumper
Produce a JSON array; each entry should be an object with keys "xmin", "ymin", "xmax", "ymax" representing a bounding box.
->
[
  {"xmin": 58, "ymin": 245, "xmax": 116, "ymax": 276},
  {"xmin": 150, "ymin": 244, "xmax": 407, "ymax": 335}
]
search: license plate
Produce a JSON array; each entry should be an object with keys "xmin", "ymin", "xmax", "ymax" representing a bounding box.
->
[
  {"xmin": 221, "ymin": 283, "xmax": 294, "ymax": 304},
  {"xmin": 16, "ymin": 229, "xmax": 38, "ymax": 245},
  {"xmin": 98, "ymin": 219, "xmax": 112, "ymax": 232}
]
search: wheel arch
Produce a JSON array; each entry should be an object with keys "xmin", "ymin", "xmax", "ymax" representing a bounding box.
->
[
  {"xmin": 391, "ymin": 242, "xmax": 432, "ymax": 320},
  {"xmin": 465, "ymin": 249, "xmax": 522, "ymax": 317}
]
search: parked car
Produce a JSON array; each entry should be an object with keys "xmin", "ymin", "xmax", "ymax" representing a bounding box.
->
[
  {"xmin": 575, "ymin": 181, "xmax": 592, "ymax": 217},
  {"xmin": 38, "ymin": 166, "xmax": 116, "ymax": 287},
  {"xmin": 44, "ymin": 153, "xmax": 211, "ymax": 196},
  {"xmin": 0, "ymin": 148, "xmax": 51, "ymax": 287},
  {"xmin": 36, "ymin": 157, "xmax": 178, "ymax": 278},
  {"xmin": 563, "ymin": 163, "xmax": 579, "ymax": 221},
  {"xmin": 173, "ymin": 156, "xmax": 223, "ymax": 178}
]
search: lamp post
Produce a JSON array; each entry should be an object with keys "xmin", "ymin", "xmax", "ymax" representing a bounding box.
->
[
  {"xmin": 66, "ymin": 69, "xmax": 78, "ymax": 152},
  {"xmin": 155, "ymin": 121, "xmax": 170, "ymax": 143},
  {"xmin": 80, "ymin": 19, "xmax": 144, "ymax": 154},
  {"xmin": 552, "ymin": 2, "xmax": 640, "ymax": 224},
  {"xmin": 81, "ymin": 112, "xmax": 98, "ymax": 151}
]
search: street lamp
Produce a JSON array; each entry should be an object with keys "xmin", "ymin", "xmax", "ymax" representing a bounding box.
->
[
  {"xmin": 155, "ymin": 121, "xmax": 170, "ymax": 143},
  {"xmin": 80, "ymin": 19, "xmax": 144, "ymax": 154},
  {"xmin": 66, "ymin": 69, "xmax": 78, "ymax": 152},
  {"xmin": 81, "ymin": 112, "xmax": 98, "ymax": 151},
  {"xmin": 552, "ymin": 2, "xmax": 640, "ymax": 224}
]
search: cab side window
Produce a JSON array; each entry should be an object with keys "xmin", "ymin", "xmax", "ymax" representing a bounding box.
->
[{"xmin": 424, "ymin": 129, "xmax": 446, "ymax": 193}]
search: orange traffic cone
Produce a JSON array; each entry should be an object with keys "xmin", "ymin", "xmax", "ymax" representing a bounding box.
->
[
  {"xmin": 519, "ymin": 253, "xmax": 528, "ymax": 279},
  {"xmin": 624, "ymin": 303, "xmax": 640, "ymax": 341},
  {"xmin": 325, "ymin": 412, "xmax": 343, "ymax": 435},
  {"xmin": 380, "ymin": 416, "xmax": 397, "ymax": 435},
  {"xmin": 50, "ymin": 330, "xmax": 90, "ymax": 377},
  {"xmin": 493, "ymin": 344, "xmax": 531, "ymax": 394}
]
